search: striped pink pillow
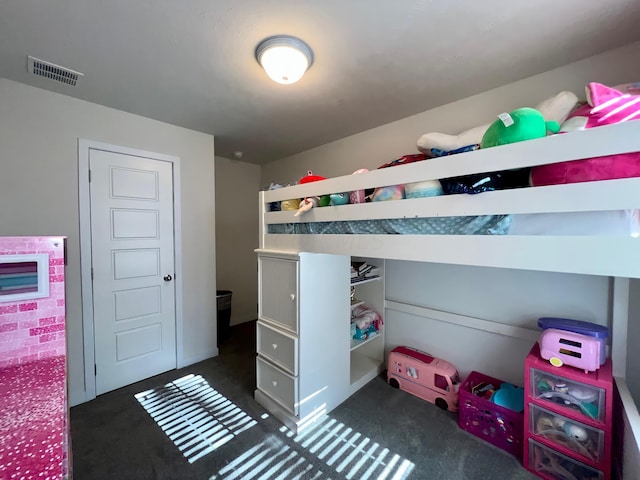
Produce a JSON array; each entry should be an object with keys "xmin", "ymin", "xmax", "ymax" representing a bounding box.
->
[
  {"xmin": 560, "ymin": 83, "xmax": 640, "ymax": 132},
  {"xmin": 530, "ymin": 83, "xmax": 640, "ymax": 186}
]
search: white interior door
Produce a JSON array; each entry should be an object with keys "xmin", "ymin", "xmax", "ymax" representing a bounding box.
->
[{"xmin": 90, "ymin": 149, "xmax": 177, "ymax": 395}]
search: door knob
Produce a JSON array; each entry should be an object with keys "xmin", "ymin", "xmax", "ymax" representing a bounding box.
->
[{"xmin": 164, "ymin": 274, "xmax": 173, "ymax": 281}]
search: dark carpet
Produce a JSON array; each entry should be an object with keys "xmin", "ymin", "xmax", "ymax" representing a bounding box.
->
[{"xmin": 70, "ymin": 321, "xmax": 536, "ymax": 480}]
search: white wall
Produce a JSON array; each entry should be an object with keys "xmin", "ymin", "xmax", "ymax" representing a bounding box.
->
[
  {"xmin": 0, "ymin": 78, "xmax": 217, "ymax": 406},
  {"xmin": 214, "ymin": 156, "xmax": 260, "ymax": 325},
  {"xmin": 260, "ymin": 41, "xmax": 640, "ymax": 385}
]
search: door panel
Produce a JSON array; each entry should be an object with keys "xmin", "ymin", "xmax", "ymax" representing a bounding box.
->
[
  {"xmin": 113, "ymin": 249, "xmax": 160, "ymax": 279},
  {"xmin": 112, "ymin": 209, "xmax": 159, "ymax": 238},
  {"xmin": 114, "ymin": 286, "xmax": 161, "ymax": 321},
  {"xmin": 90, "ymin": 149, "xmax": 176, "ymax": 395},
  {"xmin": 115, "ymin": 323, "xmax": 162, "ymax": 361},
  {"xmin": 111, "ymin": 167, "xmax": 159, "ymax": 199}
]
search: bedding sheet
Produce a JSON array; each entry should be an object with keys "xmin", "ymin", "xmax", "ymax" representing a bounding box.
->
[
  {"xmin": 269, "ymin": 215, "xmax": 512, "ymax": 235},
  {"xmin": 268, "ymin": 210, "xmax": 639, "ymax": 237}
]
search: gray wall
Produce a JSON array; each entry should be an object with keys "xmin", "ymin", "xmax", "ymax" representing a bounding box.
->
[
  {"xmin": 628, "ymin": 279, "xmax": 640, "ymax": 403},
  {"xmin": 0, "ymin": 78, "xmax": 217, "ymax": 406},
  {"xmin": 215, "ymin": 156, "xmax": 261, "ymax": 325}
]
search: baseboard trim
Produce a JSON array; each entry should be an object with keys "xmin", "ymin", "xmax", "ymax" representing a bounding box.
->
[
  {"xmin": 69, "ymin": 389, "xmax": 89, "ymax": 407},
  {"xmin": 180, "ymin": 347, "xmax": 219, "ymax": 368}
]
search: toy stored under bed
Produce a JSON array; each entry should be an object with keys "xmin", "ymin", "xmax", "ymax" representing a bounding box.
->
[{"xmin": 260, "ymin": 120, "xmax": 640, "ymax": 278}]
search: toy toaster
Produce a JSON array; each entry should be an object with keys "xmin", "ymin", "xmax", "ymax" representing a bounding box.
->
[{"xmin": 537, "ymin": 318, "xmax": 608, "ymax": 373}]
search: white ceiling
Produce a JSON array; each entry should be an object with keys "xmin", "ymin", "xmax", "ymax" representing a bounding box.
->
[{"xmin": 1, "ymin": 1, "xmax": 640, "ymax": 165}]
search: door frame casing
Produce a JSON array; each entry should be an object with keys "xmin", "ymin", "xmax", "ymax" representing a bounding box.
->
[{"xmin": 78, "ymin": 139, "xmax": 184, "ymax": 404}]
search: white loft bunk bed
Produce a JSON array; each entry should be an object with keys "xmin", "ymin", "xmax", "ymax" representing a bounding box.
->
[{"xmin": 258, "ymin": 120, "xmax": 640, "ymax": 474}]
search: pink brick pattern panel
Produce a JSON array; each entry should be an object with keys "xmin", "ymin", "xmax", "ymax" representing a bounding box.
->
[
  {"xmin": 0, "ymin": 237, "xmax": 66, "ymax": 368},
  {"xmin": 0, "ymin": 237, "xmax": 69, "ymax": 480}
]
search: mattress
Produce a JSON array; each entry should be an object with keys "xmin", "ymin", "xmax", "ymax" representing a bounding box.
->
[{"xmin": 268, "ymin": 210, "xmax": 640, "ymax": 237}]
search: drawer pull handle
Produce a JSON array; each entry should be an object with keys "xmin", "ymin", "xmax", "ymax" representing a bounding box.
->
[
  {"xmin": 290, "ymin": 293, "xmax": 296, "ymax": 301},
  {"xmin": 272, "ymin": 381, "xmax": 278, "ymax": 388},
  {"xmin": 272, "ymin": 343, "xmax": 278, "ymax": 350}
]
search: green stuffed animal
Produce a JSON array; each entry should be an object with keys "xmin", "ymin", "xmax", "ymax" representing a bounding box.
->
[{"xmin": 480, "ymin": 107, "xmax": 560, "ymax": 149}]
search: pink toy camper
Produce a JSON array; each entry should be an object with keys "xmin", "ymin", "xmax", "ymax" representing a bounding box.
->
[
  {"xmin": 537, "ymin": 317, "xmax": 608, "ymax": 373},
  {"xmin": 387, "ymin": 346, "xmax": 460, "ymax": 412},
  {"xmin": 539, "ymin": 329, "xmax": 603, "ymax": 373}
]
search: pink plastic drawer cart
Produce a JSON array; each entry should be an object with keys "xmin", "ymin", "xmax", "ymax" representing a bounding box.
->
[
  {"xmin": 458, "ymin": 370, "xmax": 525, "ymax": 460},
  {"xmin": 387, "ymin": 346, "xmax": 460, "ymax": 413},
  {"xmin": 537, "ymin": 318, "xmax": 608, "ymax": 374},
  {"xmin": 524, "ymin": 343, "xmax": 613, "ymax": 480}
]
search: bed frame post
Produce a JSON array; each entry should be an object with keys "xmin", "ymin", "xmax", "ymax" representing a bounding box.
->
[
  {"xmin": 611, "ymin": 276, "xmax": 630, "ymax": 379},
  {"xmin": 258, "ymin": 190, "xmax": 266, "ymax": 250}
]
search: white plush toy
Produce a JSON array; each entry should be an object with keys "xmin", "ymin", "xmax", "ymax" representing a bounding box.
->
[{"xmin": 416, "ymin": 91, "xmax": 579, "ymax": 156}]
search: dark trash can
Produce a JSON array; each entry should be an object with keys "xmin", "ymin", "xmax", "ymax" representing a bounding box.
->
[{"xmin": 216, "ymin": 290, "xmax": 232, "ymax": 346}]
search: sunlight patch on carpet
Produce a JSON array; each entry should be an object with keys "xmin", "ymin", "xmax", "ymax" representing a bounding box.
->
[
  {"xmin": 135, "ymin": 374, "xmax": 257, "ymax": 463},
  {"xmin": 210, "ymin": 437, "xmax": 328, "ymax": 480},
  {"xmin": 209, "ymin": 414, "xmax": 414, "ymax": 479},
  {"xmin": 282, "ymin": 416, "xmax": 415, "ymax": 480}
]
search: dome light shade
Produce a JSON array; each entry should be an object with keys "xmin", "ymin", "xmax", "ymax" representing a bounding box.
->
[{"xmin": 256, "ymin": 35, "xmax": 313, "ymax": 85}]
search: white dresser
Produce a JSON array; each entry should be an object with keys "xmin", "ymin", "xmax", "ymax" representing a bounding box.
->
[{"xmin": 255, "ymin": 250, "xmax": 351, "ymax": 432}]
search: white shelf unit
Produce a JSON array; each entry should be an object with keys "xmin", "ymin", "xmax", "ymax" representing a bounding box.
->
[
  {"xmin": 349, "ymin": 257, "xmax": 385, "ymax": 395},
  {"xmin": 350, "ymin": 275, "xmax": 381, "ymax": 286},
  {"xmin": 255, "ymin": 251, "xmax": 389, "ymax": 432},
  {"xmin": 350, "ymin": 332, "xmax": 381, "ymax": 351},
  {"xmin": 350, "ymin": 299, "xmax": 365, "ymax": 309}
]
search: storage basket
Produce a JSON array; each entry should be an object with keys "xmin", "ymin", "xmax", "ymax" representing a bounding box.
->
[{"xmin": 458, "ymin": 370, "xmax": 524, "ymax": 459}]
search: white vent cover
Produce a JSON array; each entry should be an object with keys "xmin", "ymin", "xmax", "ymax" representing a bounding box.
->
[{"xmin": 27, "ymin": 56, "xmax": 83, "ymax": 86}]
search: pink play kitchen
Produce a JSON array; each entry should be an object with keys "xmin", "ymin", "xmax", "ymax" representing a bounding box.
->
[{"xmin": 0, "ymin": 236, "xmax": 70, "ymax": 479}]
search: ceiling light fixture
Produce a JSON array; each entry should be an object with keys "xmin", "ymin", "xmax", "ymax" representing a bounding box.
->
[{"xmin": 255, "ymin": 35, "xmax": 313, "ymax": 85}]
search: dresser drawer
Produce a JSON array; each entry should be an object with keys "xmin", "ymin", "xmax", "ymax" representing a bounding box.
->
[
  {"xmin": 257, "ymin": 321, "xmax": 298, "ymax": 376},
  {"xmin": 256, "ymin": 357, "xmax": 297, "ymax": 415},
  {"xmin": 529, "ymin": 403, "xmax": 604, "ymax": 463}
]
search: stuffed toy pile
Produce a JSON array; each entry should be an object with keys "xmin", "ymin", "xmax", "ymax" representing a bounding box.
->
[
  {"xmin": 417, "ymin": 91, "xmax": 579, "ymax": 157},
  {"xmin": 439, "ymin": 107, "xmax": 562, "ymax": 194}
]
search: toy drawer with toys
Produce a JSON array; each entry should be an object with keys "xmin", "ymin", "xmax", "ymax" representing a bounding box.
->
[
  {"xmin": 528, "ymin": 403, "xmax": 605, "ymax": 464},
  {"xmin": 529, "ymin": 367, "xmax": 606, "ymax": 424},
  {"xmin": 528, "ymin": 438, "xmax": 604, "ymax": 480}
]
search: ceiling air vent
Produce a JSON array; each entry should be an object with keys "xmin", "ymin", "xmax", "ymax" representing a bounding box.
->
[{"xmin": 27, "ymin": 56, "xmax": 83, "ymax": 86}]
